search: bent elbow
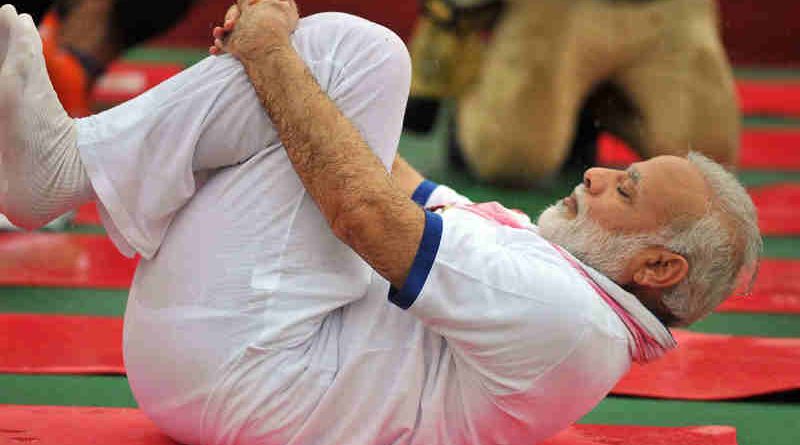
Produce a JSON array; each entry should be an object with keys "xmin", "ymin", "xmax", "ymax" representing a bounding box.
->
[{"xmin": 329, "ymin": 202, "xmax": 375, "ymax": 250}]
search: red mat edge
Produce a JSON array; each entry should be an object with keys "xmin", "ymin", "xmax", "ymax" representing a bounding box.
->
[
  {"xmin": 0, "ymin": 314, "xmax": 124, "ymax": 375},
  {"xmin": 0, "ymin": 405, "xmax": 738, "ymax": 445},
  {"xmin": 0, "ymin": 232, "xmax": 136, "ymax": 289},
  {"xmin": 612, "ymin": 329, "xmax": 800, "ymax": 400},
  {"xmin": 598, "ymin": 131, "xmax": 800, "ymax": 171}
]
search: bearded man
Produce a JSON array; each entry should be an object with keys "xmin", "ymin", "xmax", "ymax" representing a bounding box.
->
[{"xmin": 0, "ymin": 2, "xmax": 760, "ymax": 445}]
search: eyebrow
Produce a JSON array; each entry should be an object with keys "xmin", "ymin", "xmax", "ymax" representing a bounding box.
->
[{"xmin": 627, "ymin": 166, "xmax": 641, "ymax": 185}]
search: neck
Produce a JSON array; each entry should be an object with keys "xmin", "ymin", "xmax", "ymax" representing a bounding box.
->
[{"xmin": 624, "ymin": 284, "xmax": 679, "ymax": 327}]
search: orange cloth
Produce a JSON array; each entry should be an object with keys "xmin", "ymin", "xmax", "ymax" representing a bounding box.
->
[{"xmin": 38, "ymin": 12, "xmax": 91, "ymax": 118}]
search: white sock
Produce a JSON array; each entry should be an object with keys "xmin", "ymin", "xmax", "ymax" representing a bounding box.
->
[{"xmin": 0, "ymin": 6, "xmax": 93, "ymax": 229}]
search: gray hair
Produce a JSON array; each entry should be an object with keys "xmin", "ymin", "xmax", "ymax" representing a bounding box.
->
[{"xmin": 660, "ymin": 152, "xmax": 762, "ymax": 326}]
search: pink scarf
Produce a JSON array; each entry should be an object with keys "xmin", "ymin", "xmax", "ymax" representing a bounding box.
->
[
  {"xmin": 454, "ymin": 202, "xmax": 531, "ymax": 229},
  {"xmin": 454, "ymin": 202, "xmax": 667, "ymax": 363}
]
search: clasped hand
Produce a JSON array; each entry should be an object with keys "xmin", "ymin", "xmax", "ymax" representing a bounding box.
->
[{"xmin": 210, "ymin": 0, "xmax": 299, "ymax": 61}]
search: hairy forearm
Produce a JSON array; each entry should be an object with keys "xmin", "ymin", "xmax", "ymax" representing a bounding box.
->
[
  {"xmin": 238, "ymin": 46, "xmax": 424, "ymax": 287},
  {"xmin": 392, "ymin": 155, "xmax": 426, "ymax": 198}
]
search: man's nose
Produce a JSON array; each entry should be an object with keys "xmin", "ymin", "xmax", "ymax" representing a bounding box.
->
[{"xmin": 583, "ymin": 167, "xmax": 615, "ymax": 194}]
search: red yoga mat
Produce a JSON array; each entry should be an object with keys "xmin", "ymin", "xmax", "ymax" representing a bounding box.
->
[
  {"xmin": 0, "ymin": 314, "xmax": 123, "ymax": 375},
  {"xmin": 748, "ymin": 183, "xmax": 800, "ymax": 236},
  {"xmin": 718, "ymin": 258, "xmax": 800, "ymax": 314},
  {"xmin": 91, "ymin": 62, "xmax": 184, "ymax": 105},
  {"xmin": 0, "ymin": 405, "xmax": 738, "ymax": 445},
  {"xmin": 613, "ymin": 329, "xmax": 800, "ymax": 400},
  {"xmin": 0, "ymin": 406, "xmax": 174, "ymax": 445},
  {"xmin": 74, "ymin": 203, "xmax": 101, "ymax": 226},
  {"xmin": 543, "ymin": 424, "xmax": 737, "ymax": 445},
  {"xmin": 598, "ymin": 130, "xmax": 800, "ymax": 171},
  {"xmin": 0, "ymin": 232, "xmax": 136, "ymax": 289},
  {"xmin": 737, "ymin": 79, "xmax": 800, "ymax": 117}
]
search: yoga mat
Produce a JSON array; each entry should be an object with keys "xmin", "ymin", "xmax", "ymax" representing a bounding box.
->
[
  {"xmin": 74, "ymin": 203, "xmax": 101, "ymax": 226},
  {"xmin": 0, "ymin": 314, "xmax": 123, "ymax": 375},
  {"xmin": 0, "ymin": 233, "xmax": 135, "ymax": 289},
  {"xmin": 91, "ymin": 61, "xmax": 183, "ymax": 105},
  {"xmin": 749, "ymin": 183, "xmax": 800, "ymax": 236},
  {"xmin": 0, "ymin": 406, "xmax": 173, "ymax": 445},
  {"xmin": 718, "ymin": 258, "xmax": 800, "ymax": 314},
  {"xmin": 542, "ymin": 424, "xmax": 737, "ymax": 445},
  {"xmin": 0, "ymin": 405, "xmax": 737, "ymax": 445},
  {"xmin": 737, "ymin": 79, "xmax": 800, "ymax": 117},
  {"xmin": 598, "ymin": 130, "xmax": 800, "ymax": 171},
  {"xmin": 613, "ymin": 329, "xmax": 800, "ymax": 400}
]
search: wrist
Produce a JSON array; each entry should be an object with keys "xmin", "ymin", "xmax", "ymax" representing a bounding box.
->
[{"xmin": 238, "ymin": 39, "xmax": 295, "ymax": 66}]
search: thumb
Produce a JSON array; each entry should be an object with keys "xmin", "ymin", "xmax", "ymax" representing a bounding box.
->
[{"xmin": 224, "ymin": 4, "xmax": 241, "ymax": 25}]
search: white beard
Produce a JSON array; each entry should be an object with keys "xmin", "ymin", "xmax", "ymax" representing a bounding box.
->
[{"xmin": 537, "ymin": 187, "xmax": 661, "ymax": 282}]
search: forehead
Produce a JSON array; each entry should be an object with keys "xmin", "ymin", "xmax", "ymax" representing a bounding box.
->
[{"xmin": 634, "ymin": 156, "xmax": 710, "ymax": 221}]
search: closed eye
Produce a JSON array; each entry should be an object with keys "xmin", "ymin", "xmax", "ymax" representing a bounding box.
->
[{"xmin": 617, "ymin": 186, "xmax": 631, "ymax": 199}]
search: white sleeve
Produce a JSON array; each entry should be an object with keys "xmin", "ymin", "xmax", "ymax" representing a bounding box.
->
[
  {"xmin": 389, "ymin": 209, "xmax": 587, "ymax": 394},
  {"xmin": 410, "ymin": 179, "xmax": 473, "ymax": 208}
]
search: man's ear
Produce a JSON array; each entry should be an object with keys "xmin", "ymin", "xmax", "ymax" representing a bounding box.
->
[{"xmin": 631, "ymin": 247, "xmax": 689, "ymax": 289}]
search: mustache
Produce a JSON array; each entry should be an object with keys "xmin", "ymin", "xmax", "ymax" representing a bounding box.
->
[{"xmin": 571, "ymin": 184, "xmax": 587, "ymax": 215}]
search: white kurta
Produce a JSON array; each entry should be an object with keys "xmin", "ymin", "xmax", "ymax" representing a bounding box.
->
[{"xmin": 75, "ymin": 12, "xmax": 666, "ymax": 445}]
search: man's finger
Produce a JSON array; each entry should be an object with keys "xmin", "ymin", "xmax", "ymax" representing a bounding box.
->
[{"xmin": 224, "ymin": 4, "xmax": 241, "ymax": 23}]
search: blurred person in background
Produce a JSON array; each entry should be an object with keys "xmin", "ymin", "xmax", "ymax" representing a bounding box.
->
[
  {"xmin": 406, "ymin": 0, "xmax": 740, "ymax": 186},
  {"xmin": 11, "ymin": 0, "xmax": 197, "ymax": 117},
  {"xmin": 0, "ymin": 0, "xmax": 196, "ymax": 229}
]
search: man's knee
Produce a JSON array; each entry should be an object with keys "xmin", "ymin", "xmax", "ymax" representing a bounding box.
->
[
  {"xmin": 368, "ymin": 24, "xmax": 412, "ymax": 92},
  {"xmin": 343, "ymin": 14, "xmax": 411, "ymax": 87},
  {"xmin": 305, "ymin": 13, "xmax": 409, "ymax": 66},
  {"xmin": 300, "ymin": 12, "xmax": 411, "ymax": 94}
]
